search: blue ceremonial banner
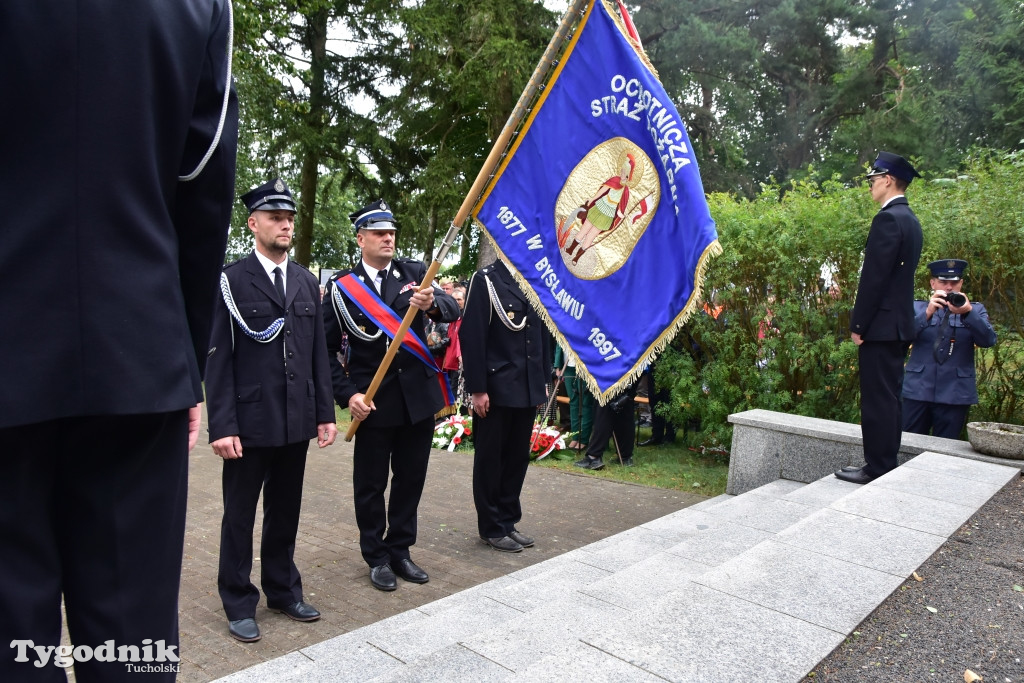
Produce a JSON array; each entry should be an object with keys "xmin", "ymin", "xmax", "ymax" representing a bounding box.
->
[{"xmin": 471, "ymin": 0, "xmax": 721, "ymax": 404}]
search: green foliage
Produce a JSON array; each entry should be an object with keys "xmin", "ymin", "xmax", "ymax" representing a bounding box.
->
[{"xmin": 657, "ymin": 151, "xmax": 1024, "ymax": 449}]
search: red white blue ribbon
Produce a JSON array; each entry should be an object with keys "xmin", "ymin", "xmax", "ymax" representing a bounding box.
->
[{"xmin": 336, "ymin": 274, "xmax": 455, "ymax": 406}]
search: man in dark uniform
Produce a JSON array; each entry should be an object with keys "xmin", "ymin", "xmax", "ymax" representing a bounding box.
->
[
  {"xmin": 323, "ymin": 200, "xmax": 459, "ymax": 589},
  {"xmin": 206, "ymin": 179, "xmax": 338, "ymax": 642},
  {"xmin": 838, "ymin": 151, "xmax": 923, "ymax": 484},
  {"xmin": 903, "ymin": 259, "xmax": 997, "ymax": 438},
  {"xmin": 0, "ymin": 2, "xmax": 236, "ymax": 680},
  {"xmin": 461, "ymin": 259, "xmax": 551, "ymax": 552}
]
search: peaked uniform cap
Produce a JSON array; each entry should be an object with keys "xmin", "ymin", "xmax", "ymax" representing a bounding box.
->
[
  {"xmin": 927, "ymin": 259, "xmax": 968, "ymax": 281},
  {"xmin": 350, "ymin": 199, "xmax": 399, "ymax": 232},
  {"xmin": 241, "ymin": 178, "xmax": 296, "ymax": 213},
  {"xmin": 865, "ymin": 151, "xmax": 921, "ymax": 183}
]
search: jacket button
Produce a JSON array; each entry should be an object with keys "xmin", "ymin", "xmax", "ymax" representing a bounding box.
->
[
  {"xmin": 289, "ymin": 373, "xmax": 295, "ymax": 380},
  {"xmin": 288, "ymin": 352, "xmax": 294, "ymax": 358}
]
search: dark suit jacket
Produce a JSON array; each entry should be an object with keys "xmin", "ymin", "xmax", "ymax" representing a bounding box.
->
[
  {"xmin": 324, "ymin": 258, "xmax": 460, "ymax": 427},
  {"xmin": 0, "ymin": 0, "xmax": 238, "ymax": 429},
  {"xmin": 903, "ymin": 301, "xmax": 997, "ymax": 405},
  {"xmin": 206, "ymin": 254, "xmax": 335, "ymax": 447},
  {"xmin": 461, "ymin": 261, "xmax": 552, "ymax": 408},
  {"xmin": 850, "ymin": 197, "xmax": 923, "ymax": 341}
]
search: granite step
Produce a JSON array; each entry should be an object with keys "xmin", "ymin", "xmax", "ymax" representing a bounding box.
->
[{"xmin": 215, "ymin": 452, "xmax": 1019, "ymax": 683}]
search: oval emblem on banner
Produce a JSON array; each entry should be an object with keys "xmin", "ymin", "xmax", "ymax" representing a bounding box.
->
[{"xmin": 555, "ymin": 137, "xmax": 659, "ymax": 280}]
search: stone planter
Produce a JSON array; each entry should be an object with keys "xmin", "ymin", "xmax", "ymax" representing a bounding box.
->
[{"xmin": 966, "ymin": 422, "xmax": 1024, "ymax": 460}]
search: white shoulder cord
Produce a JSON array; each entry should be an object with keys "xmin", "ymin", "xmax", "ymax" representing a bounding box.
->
[
  {"xmin": 331, "ymin": 282, "xmax": 383, "ymax": 341},
  {"xmin": 219, "ymin": 272, "xmax": 285, "ymax": 350},
  {"xmin": 484, "ymin": 274, "xmax": 526, "ymax": 332},
  {"xmin": 180, "ymin": 0, "xmax": 234, "ymax": 182}
]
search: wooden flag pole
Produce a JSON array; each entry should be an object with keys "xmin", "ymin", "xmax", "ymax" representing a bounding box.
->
[{"xmin": 345, "ymin": 0, "xmax": 591, "ymax": 442}]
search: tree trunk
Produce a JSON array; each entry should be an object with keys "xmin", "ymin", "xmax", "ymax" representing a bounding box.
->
[{"xmin": 293, "ymin": 8, "xmax": 328, "ymax": 267}]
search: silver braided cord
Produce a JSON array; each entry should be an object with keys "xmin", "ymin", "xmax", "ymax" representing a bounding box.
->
[
  {"xmin": 332, "ymin": 281, "xmax": 383, "ymax": 341},
  {"xmin": 180, "ymin": 0, "xmax": 234, "ymax": 182},
  {"xmin": 485, "ymin": 274, "xmax": 526, "ymax": 331},
  {"xmin": 220, "ymin": 272, "xmax": 285, "ymax": 346}
]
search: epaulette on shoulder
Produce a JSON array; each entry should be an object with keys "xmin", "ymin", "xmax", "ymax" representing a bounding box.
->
[
  {"xmin": 397, "ymin": 256, "xmax": 422, "ymax": 266},
  {"xmin": 331, "ymin": 268, "xmax": 353, "ymax": 281},
  {"xmin": 290, "ymin": 261, "xmax": 312, "ymax": 274},
  {"xmin": 223, "ymin": 258, "xmax": 245, "ymax": 271}
]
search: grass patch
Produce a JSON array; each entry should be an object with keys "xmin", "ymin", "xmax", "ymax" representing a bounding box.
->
[
  {"xmin": 532, "ymin": 425, "xmax": 729, "ymax": 497},
  {"xmin": 335, "ymin": 407, "xmax": 730, "ymax": 497}
]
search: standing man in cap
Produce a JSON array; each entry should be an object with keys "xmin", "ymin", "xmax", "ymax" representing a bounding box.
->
[
  {"xmin": 902, "ymin": 259, "xmax": 997, "ymax": 438},
  {"xmin": 0, "ymin": 1, "xmax": 236, "ymax": 679},
  {"xmin": 323, "ymin": 200, "xmax": 459, "ymax": 590},
  {"xmin": 837, "ymin": 151, "xmax": 923, "ymax": 484},
  {"xmin": 461, "ymin": 259, "xmax": 551, "ymax": 552},
  {"xmin": 206, "ymin": 178, "xmax": 338, "ymax": 642}
]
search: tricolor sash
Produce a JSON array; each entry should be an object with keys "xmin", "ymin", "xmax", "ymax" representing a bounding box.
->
[{"xmin": 336, "ymin": 274, "xmax": 455, "ymax": 407}]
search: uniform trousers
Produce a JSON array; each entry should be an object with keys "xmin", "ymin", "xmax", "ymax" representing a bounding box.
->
[
  {"xmin": 218, "ymin": 442, "xmax": 308, "ymax": 620},
  {"xmin": 903, "ymin": 398, "xmax": 970, "ymax": 440},
  {"xmin": 859, "ymin": 340, "xmax": 910, "ymax": 477},
  {"xmin": 472, "ymin": 405, "xmax": 535, "ymax": 539},
  {"xmin": 586, "ymin": 401, "xmax": 636, "ymax": 462},
  {"xmin": 0, "ymin": 411, "xmax": 189, "ymax": 683},
  {"xmin": 352, "ymin": 418, "xmax": 433, "ymax": 567}
]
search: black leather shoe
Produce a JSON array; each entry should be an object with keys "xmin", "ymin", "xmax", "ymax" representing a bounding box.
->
[
  {"xmin": 639, "ymin": 438, "xmax": 662, "ymax": 446},
  {"xmin": 370, "ymin": 563, "xmax": 398, "ymax": 591},
  {"xmin": 228, "ymin": 617, "xmax": 261, "ymax": 642},
  {"xmin": 835, "ymin": 466, "xmax": 876, "ymax": 484},
  {"xmin": 481, "ymin": 535, "xmax": 523, "ymax": 553},
  {"xmin": 508, "ymin": 529, "xmax": 534, "ymax": 547},
  {"xmin": 574, "ymin": 456, "xmax": 604, "ymax": 470},
  {"xmin": 620, "ymin": 457, "xmax": 635, "ymax": 467},
  {"xmin": 271, "ymin": 601, "xmax": 320, "ymax": 622},
  {"xmin": 840, "ymin": 465, "xmax": 864, "ymax": 472},
  {"xmin": 393, "ymin": 558, "xmax": 429, "ymax": 584}
]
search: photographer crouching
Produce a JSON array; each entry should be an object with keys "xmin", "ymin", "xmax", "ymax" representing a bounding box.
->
[{"xmin": 902, "ymin": 259, "xmax": 997, "ymax": 438}]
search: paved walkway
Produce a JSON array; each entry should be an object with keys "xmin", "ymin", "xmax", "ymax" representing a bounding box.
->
[{"xmin": 178, "ymin": 411, "xmax": 704, "ymax": 682}]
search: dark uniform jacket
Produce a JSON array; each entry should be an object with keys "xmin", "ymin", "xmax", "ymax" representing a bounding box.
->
[
  {"xmin": 850, "ymin": 197, "xmax": 923, "ymax": 341},
  {"xmin": 461, "ymin": 261, "xmax": 551, "ymax": 408},
  {"xmin": 0, "ymin": 0, "xmax": 238, "ymax": 429},
  {"xmin": 903, "ymin": 301, "xmax": 997, "ymax": 405},
  {"xmin": 324, "ymin": 258, "xmax": 459, "ymax": 427},
  {"xmin": 206, "ymin": 253, "xmax": 335, "ymax": 446}
]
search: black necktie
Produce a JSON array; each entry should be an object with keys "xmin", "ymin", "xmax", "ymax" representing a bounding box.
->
[
  {"xmin": 377, "ymin": 269, "xmax": 388, "ymax": 298},
  {"xmin": 273, "ymin": 266, "xmax": 286, "ymax": 304}
]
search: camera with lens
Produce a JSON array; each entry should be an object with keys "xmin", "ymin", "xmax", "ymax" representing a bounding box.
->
[{"xmin": 940, "ymin": 291, "xmax": 967, "ymax": 307}]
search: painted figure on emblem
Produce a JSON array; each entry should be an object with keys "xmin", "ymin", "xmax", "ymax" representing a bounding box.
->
[{"xmin": 563, "ymin": 150, "xmax": 645, "ymax": 264}]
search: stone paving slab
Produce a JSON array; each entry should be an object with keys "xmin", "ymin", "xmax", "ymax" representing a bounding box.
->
[
  {"xmin": 663, "ymin": 519, "xmax": 774, "ymax": 567},
  {"xmin": 694, "ymin": 539, "xmax": 906, "ymax": 633},
  {"xmin": 781, "ymin": 476, "xmax": 861, "ymax": 508},
  {"xmin": 871, "ymin": 463, "xmax": 1010, "ymax": 508},
  {"xmin": 775, "ymin": 507, "xmax": 947, "ymax": 576},
  {"xmin": 518, "ymin": 643, "xmax": 667, "ymax": 682},
  {"xmin": 830, "ymin": 484, "xmax": 983, "ymax": 536},
  {"xmin": 699, "ymin": 492, "xmax": 817, "ymax": 533},
  {"xmin": 460, "ymin": 591, "xmax": 630, "ymax": 671},
  {"xmin": 902, "ymin": 449, "xmax": 1022, "ymax": 484},
  {"xmin": 585, "ymin": 583, "xmax": 846, "ymax": 683},
  {"xmin": 368, "ymin": 643, "xmax": 511, "ymax": 683}
]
